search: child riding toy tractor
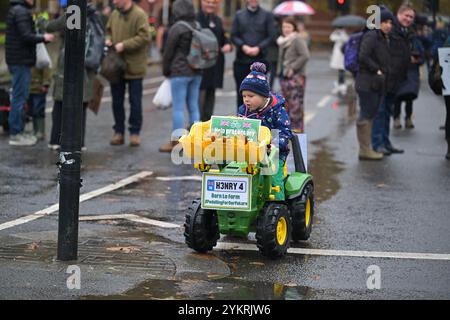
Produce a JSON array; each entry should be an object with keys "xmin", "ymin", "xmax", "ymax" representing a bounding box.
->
[{"xmin": 180, "ymin": 116, "xmax": 314, "ymax": 259}]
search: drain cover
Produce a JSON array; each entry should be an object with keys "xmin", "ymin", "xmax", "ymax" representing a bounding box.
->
[{"xmin": 0, "ymin": 240, "xmax": 176, "ymax": 278}]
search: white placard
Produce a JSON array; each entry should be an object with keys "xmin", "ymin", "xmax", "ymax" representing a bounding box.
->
[
  {"xmin": 298, "ymin": 133, "xmax": 308, "ymax": 172},
  {"xmin": 202, "ymin": 174, "xmax": 252, "ymax": 211},
  {"xmin": 438, "ymin": 48, "xmax": 450, "ymax": 96}
]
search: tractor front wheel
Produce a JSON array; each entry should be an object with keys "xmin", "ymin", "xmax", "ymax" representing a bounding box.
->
[
  {"xmin": 256, "ymin": 203, "xmax": 291, "ymax": 259},
  {"xmin": 184, "ymin": 199, "xmax": 220, "ymax": 253}
]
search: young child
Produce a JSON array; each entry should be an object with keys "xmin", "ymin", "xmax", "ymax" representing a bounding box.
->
[
  {"xmin": 238, "ymin": 62, "xmax": 293, "ymax": 200},
  {"xmin": 28, "ymin": 65, "xmax": 52, "ymax": 141}
]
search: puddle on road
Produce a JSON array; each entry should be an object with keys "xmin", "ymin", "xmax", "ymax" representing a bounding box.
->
[
  {"xmin": 83, "ymin": 278, "xmax": 312, "ymax": 300},
  {"xmin": 308, "ymin": 139, "xmax": 345, "ymax": 203}
]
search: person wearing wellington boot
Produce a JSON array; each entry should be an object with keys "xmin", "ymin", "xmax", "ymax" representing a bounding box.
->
[{"xmin": 355, "ymin": 10, "xmax": 394, "ymax": 161}]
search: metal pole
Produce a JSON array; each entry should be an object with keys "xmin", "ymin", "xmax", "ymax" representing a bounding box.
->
[{"xmin": 57, "ymin": 0, "xmax": 86, "ymax": 261}]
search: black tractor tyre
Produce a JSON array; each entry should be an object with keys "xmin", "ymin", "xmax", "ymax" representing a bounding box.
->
[
  {"xmin": 256, "ymin": 203, "xmax": 291, "ymax": 259},
  {"xmin": 289, "ymin": 183, "xmax": 314, "ymax": 241},
  {"xmin": 184, "ymin": 199, "xmax": 220, "ymax": 253}
]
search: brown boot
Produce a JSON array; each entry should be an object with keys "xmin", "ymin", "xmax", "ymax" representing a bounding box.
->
[
  {"xmin": 357, "ymin": 120, "xmax": 383, "ymax": 161},
  {"xmin": 159, "ymin": 141, "xmax": 178, "ymax": 153},
  {"xmin": 110, "ymin": 133, "xmax": 124, "ymax": 146},
  {"xmin": 405, "ymin": 117, "xmax": 415, "ymax": 129},
  {"xmin": 393, "ymin": 118, "xmax": 402, "ymax": 130},
  {"xmin": 129, "ymin": 134, "xmax": 140, "ymax": 147}
]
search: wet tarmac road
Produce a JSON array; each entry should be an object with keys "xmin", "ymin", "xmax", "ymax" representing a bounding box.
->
[{"xmin": 1, "ymin": 53, "xmax": 450, "ymax": 300}]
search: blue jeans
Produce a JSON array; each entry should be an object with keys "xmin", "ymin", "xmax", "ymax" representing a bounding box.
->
[
  {"xmin": 28, "ymin": 93, "xmax": 47, "ymax": 119},
  {"xmin": 372, "ymin": 93, "xmax": 395, "ymax": 150},
  {"xmin": 8, "ymin": 65, "xmax": 31, "ymax": 135},
  {"xmin": 111, "ymin": 78, "xmax": 143, "ymax": 135},
  {"xmin": 171, "ymin": 75, "xmax": 201, "ymax": 131}
]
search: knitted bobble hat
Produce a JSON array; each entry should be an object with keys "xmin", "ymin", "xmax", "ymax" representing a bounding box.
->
[{"xmin": 239, "ymin": 62, "xmax": 271, "ymax": 98}]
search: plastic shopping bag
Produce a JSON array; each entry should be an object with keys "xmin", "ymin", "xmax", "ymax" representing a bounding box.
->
[
  {"xmin": 152, "ymin": 79, "xmax": 172, "ymax": 109},
  {"xmin": 35, "ymin": 43, "xmax": 52, "ymax": 69}
]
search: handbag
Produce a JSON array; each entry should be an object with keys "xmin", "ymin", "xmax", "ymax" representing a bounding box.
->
[
  {"xmin": 429, "ymin": 58, "xmax": 443, "ymax": 96},
  {"xmin": 99, "ymin": 47, "xmax": 126, "ymax": 84},
  {"xmin": 396, "ymin": 67, "xmax": 420, "ymax": 101},
  {"xmin": 87, "ymin": 76, "xmax": 104, "ymax": 115},
  {"xmin": 35, "ymin": 42, "xmax": 52, "ymax": 69},
  {"xmin": 152, "ymin": 79, "xmax": 172, "ymax": 109}
]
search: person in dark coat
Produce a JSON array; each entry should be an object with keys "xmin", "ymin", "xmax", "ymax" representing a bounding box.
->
[
  {"xmin": 231, "ymin": 0, "xmax": 277, "ymax": 109},
  {"xmin": 371, "ymin": 4, "xmax": 414, "ymax": 156},
  {"xmin": 5, "ymin": 0, "xmax": 54, "ymax": 146},
  {"xmin": 393, "ymin": 26, "xmax": 425, "ymax": 130},
  {"xmin": 197, "ymin": 0, "xmax": 233, "ymax": 122},
  {"xmin": 355, "ymin": 10, "xmax": 393, "ymax": 161}
]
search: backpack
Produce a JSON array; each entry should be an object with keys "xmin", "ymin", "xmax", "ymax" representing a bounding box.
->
[
  {"xmin": 85, "ymin": 14, "xmax": 105, "ymax": 72},
  {"xmin": 344, "ymin": 31, "xmax": 364, "ymax": 75},
  {"xmin": 175, "ymin": 21, "xmax": 219, "ymax": 70}
]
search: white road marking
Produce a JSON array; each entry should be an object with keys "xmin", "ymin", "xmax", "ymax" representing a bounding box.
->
[
  {"xmin": 126, "ymin": 216, "xmax": 180, "ymax": 229},
  {"xmin": 156, "ymin": 176, "xmax": 202, "ymax": 182},
  {"xmin": 79, "ymin": 214, "xmax": 137, "ymax": 221},
  {"xmin": 0, "ymin": 215, "xmax": 44, "ymax": 232},
  {"xmin": 304, "ymin": 112, "xmax": 316, "ymax": 124},
  {"xmin": 0, "ymin": 171, "xmax": 153, "ymax": 232},
  {"xmin": 215, "ymin": 242, "xmax": 450, "ymax": 261},
  {"xmin": 79, "ymin": 213, "xmax": 180, "ymax": 229},
  {"xmin": 216, "ymin": 90, "xmax": 237, "ymax": 97},
  {"xmin": 317, "ymin": 95, "xmax": 332, "ymax": 109},
  {"xmin": 79, "ymin": 171, "xmax": 153, "ymax": 203}
]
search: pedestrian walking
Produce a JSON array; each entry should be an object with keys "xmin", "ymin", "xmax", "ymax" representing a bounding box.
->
[
  {"xmin": 5, "ymin": 0, "xmax": 54, "ymax": 146},
  {"xmin": 197, "ymin": 0, "xmax": 233, "ymax": 122},
  {"xmin": 45, "ymin": 2, "xmax": 104, "ymax": 151},
  {"xmin": 106, "ymin": 0, "xmax": 151, "ymax": 147},
  {"xmin": 277, "ymin": 16, "xmax": 310, "ymax": 133},
  {"xmin": 159, "ymin": 0, "xmax": 202, "ymax": 153},
  {"xmin": 329, "ymin": 28, "xmax": 349, "ymax": 96},
  {"xmin": 238, "ymin": 62, "xmax": 293, "ymax": 200},
  {"xmin": 355, "ymin": 10, "xmax": 394, "ymax": 161},
  {"xmin": 231, "ymin": 0, "xmax": 277, "ymax": 109},
  {"xmin": 393, "ymin": 30, "xmax": 425, "ymax": 130},
  {"xmin": 371, "ymin": 4, "xmax": 414, "ymax": 156}
]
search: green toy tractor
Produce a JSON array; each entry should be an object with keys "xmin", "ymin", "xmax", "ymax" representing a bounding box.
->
[{"xmin": 180, "ymin": 116, "xmax": 314, "ymax": 259}]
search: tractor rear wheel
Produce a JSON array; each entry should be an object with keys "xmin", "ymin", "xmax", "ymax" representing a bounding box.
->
[
  {"xmin": 256, "ymin": 203, "xmax": 291, "ymax": 259},
  {"xmin": 184, "ymin": 199, "xmax": 220, "ymax": 253},
  {"xmin": 289, "ymin": 183, "xmax": 314, "ymax": 241}
]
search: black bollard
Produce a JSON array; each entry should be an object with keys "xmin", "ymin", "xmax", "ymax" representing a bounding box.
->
[{"xmin": 57, "ymin": 0, "xmax": 87, "ymax": 261}]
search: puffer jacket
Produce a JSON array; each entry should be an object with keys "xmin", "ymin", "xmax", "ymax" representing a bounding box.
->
[
  {"xmin": 5, "ymin": 0, "xmax": 45, "ymax": 66},
  {"xmin": 162, "ymin": 0, "xmax": 201, "ymax": 78},
  {"xmin": 238, "ymin": 93, "xmax": 293, "ymax": 162}
]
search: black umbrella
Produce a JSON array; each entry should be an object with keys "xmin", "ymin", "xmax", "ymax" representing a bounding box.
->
[{"xmin": 332, "ymin": 15, "xmax": 366, "ymax": 28}]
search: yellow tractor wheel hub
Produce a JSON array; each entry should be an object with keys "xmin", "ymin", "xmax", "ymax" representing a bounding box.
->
[{"xmin": 276, "ymin": 217, "xmax": 288, "ymax": 245}]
